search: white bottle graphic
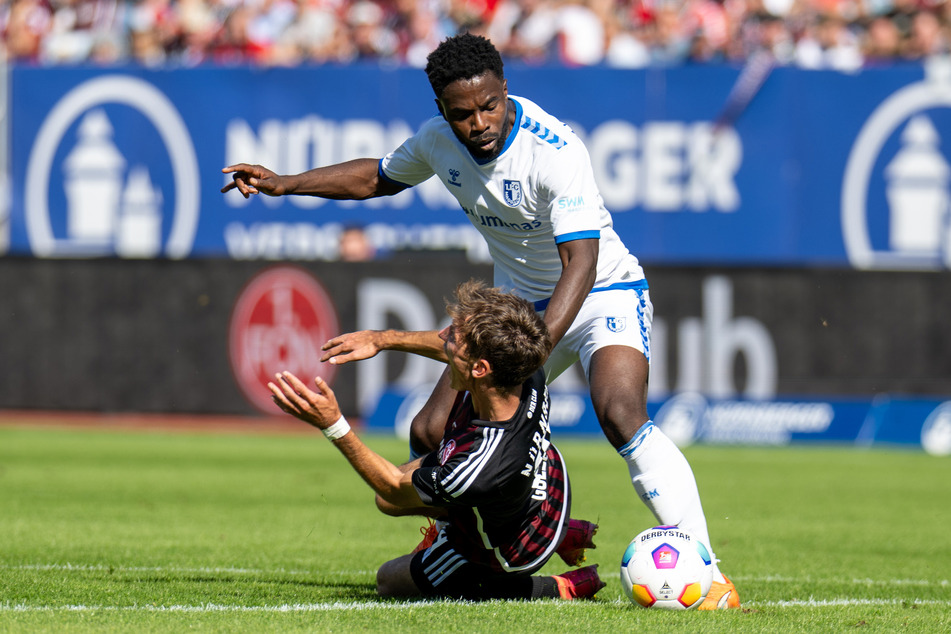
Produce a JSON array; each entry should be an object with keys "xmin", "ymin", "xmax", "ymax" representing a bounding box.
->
[
  {"xmin": 63, "ymin": 109, "xmax": 125, "ymax": 245},
  {"xmin": 116, "ymin": 165, "xmax": 162, "ymax": 258},
  {"xmin": 884, "ymin": 115, "xmax": 950, "ymax": 255}
]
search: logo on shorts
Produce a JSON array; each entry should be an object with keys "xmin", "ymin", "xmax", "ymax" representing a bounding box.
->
[
  {"xmin": 229, "ymin": 266, "xmax": 339, "ymax": 413},
  {"xmin": 503, "ymin": 179, "xmax": 523, "ymax": 207},
  {"xmin": 606, "ymin": 316, "xmax": 627, "ymax": 332}
]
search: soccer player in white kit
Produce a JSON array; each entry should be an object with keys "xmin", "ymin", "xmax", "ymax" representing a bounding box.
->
[{"xmin": 223, "ymin": 33, "xmax": 739, "ymax": 609}]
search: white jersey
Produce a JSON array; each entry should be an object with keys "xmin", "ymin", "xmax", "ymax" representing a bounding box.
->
[{"xmin": 380, "ymin": 95, "xmax": 646, "ymax": 306}]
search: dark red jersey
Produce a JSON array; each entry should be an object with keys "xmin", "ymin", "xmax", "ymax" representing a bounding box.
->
[{"xmin": 411, "ymin": 369, "xmax": 570, "ymax": 573}]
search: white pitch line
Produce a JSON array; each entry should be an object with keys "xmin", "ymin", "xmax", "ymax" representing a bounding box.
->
[
  {"xmin": 4, "ymin": 598, "xmax": 951, "ymax": 613},
  {"xmin": 747, "ymin": 598, "xmax": 951, "ymax": 608},
  {"xmin": 0, "ymin": 601, "xmax": 446, "ymax": 613},
  {"xmin": 5, "ymin": 564, "xmax": 948, "ymax": 589},
  {"xmin": 731, "ymin": 574, "xmax": 949, "ymax": 588},
  {"xmin": 1, "ymin": 563, "xmax": 376, "ymax": 576}
]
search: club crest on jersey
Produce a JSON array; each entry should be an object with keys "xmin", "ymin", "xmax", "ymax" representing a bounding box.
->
[
  {"xmin": 606, "ymin": 317, "xmax": 627, "ymax": 332},
  {"xmin": 503, "ymin": 179, "xmax": 523, "ymax": 207},
  {"xmin": 438, "ymin": 439, "xmax": 457, "ymax": 465}
]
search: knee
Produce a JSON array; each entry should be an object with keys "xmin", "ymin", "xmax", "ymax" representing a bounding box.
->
[
  {"xmin": 591, "ymin": 391, "xmax": 649, "ymax": 448},
  {"xmin": 376, "ymin": 556, "xmax": 419, "ymax": 598},
  {"xmin": 376, "ymin": 565, "xmax": 397, "ymax": 597},
  {"xmin": 409, "ymin": 413, "xmax": 442, "ymax": 454}
]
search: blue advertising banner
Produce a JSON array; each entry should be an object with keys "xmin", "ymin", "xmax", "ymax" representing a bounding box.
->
[
  {"xmin": 366, "ymin": 388, "xmax": 951, "ymax": 455},
  {"xmin": 8, "ymin": 63, "xmax": 951, "ymax": 269}
]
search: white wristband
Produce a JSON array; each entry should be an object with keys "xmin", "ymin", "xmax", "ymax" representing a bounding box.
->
[{"xmin": 322, "ymin": 415, "xmax": 351, "ymax": 441}]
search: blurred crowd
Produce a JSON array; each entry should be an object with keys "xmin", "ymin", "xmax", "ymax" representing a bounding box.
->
[{"xmin": 2, "ymin": 0, "xmax": 949, "ymax": 69}]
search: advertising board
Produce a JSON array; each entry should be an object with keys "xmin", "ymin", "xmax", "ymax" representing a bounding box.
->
[{"xmin": 9, "ymin": 64, "xmax": 951, "ymax": 269}]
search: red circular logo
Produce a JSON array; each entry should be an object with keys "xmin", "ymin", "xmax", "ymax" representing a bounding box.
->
[{"xmin": 229, "ymin": 266, "xmax": 340, "ymax": 414}]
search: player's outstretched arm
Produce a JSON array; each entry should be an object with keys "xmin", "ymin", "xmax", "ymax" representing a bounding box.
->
[
  {"xmin": 221, "ymin": 159, "xmax": 405, "ymax": 200},
  {"xmin": 269, "ymin": 371, "xmax": 425, "ymax": 509},
  {"xmin": 220, "ymin": 163, "xmax": 287, "ymax": 197},
  {"xmin": 321, "ymin": 330, "xmax": 448, "ymax": 366}
]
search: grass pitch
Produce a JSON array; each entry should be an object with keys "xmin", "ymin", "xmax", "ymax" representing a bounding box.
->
[{"xmin": 1, "ymin": 423, "xmax": 949, "ymax": 632}]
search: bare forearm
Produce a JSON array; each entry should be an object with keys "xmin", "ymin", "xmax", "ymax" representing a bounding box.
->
[
  {"xmin": 376, "ymin": 330, "xmax": 448, "ymax": 362},
  {"xmin": 331, "ymin": 432, "xmax": 423, "ymax": 508},
  {"xmin": 322, "ymin": 329, "xmax": 447, "ymax": 366},
  {"xmin": 267, "ymin": 371, "xmax": 425, "ymax": 509},
  {"xmin": 286, "ymin": 159, "xmax": 394, "ymax": 200},
  {"xmin": 545, "ymin": 248, "xmax": 597, "ymax": 347}
]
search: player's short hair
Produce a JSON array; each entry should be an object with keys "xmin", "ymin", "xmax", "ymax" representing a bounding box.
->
[
  {"xmin": 447, "ymin": 280, "xmax": 550, "ymax": 390},
  {"xmin": 425, "ymin": 33, "xmax": 505, "ymax": 98}
]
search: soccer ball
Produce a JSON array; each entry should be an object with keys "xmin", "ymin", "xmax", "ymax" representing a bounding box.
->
[{"xmin": 620, "ymin": 525, "xmax": 714, "ymax": 609}]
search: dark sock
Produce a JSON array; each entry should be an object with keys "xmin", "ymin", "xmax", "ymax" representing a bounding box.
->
[
  {"xmin": 459, "ymin": 574, "xmax": 559, "ymax": 600},
  {"xmin": 531, "ymin": 576, "xmax": 560, "ymax": 599}
]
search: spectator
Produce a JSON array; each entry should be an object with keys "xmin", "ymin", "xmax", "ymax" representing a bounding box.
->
[
  {"xmin": 903, "ymin": 9, "xmax": 949, "ymax": 59},
  {"xmin": 171, "ymin": 0, "xmax": 221, "ymax": 64},
  {"xmin": 486, "ymin": 0, "xmax": 559, "ymax": 63},
  {"xmin": 281, "ymin": 1, "xmax": 353, "ymax": 65},
  {"xmin": 647, "ymin": 5, "xmax": 692, "ymax": 64},
  {"xmin": 862, "ymin": 13, "xmax": 902, "ymax": 64},
  {"xmin": 604, "ymin": 13, "xmax": 651, "ymax": 67},
  {"xmin": 128, "ymin": 8, "xmax": 167, "ymax": 66},
  {"xmin": 401, "ymin": 4, "xmax": 448, "ymax": 67},
  {"xmin": 2, "ymin": 0, "xmax": 947, "ymax": 67},
  {"xmin": 88, "ymin": 29, "xmax": 123, "ymax": 62},
  {"xmin": 338, "ymin": 225, "xmax": 377, "ymax": 262},
  {"xmin": 794, "ymin": 12, "xmax": 863, "ymax": 69},
  {"xmin": 556, "ymin": 0, "xmax": 606, "ymax": 66},
  {"xmin": 208, "ymin": 4, "xmax": 270, "ymax": 64},
  {"xmin": 43, "ymin": 0, "xmax": 122, "ymax": 63},
  {"xmin": 444, "ymin": 0, "xmax": 492, "ymax": 33},
  {"xmin": 346, "ymin": 0, "xmax": 398, "ymax": 61},
  {"xmin": 749, "ymin": 11, "xmax": 796, "ymax": 63},
  {"xmin": 682, "ymin": 0, "xmax": 731, "ymax": 55},
  {"xmin": 4, "ymin": 0, "xmax": 53, "ymax": 63}
]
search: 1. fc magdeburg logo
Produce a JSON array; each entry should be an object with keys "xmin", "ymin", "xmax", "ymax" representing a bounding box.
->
[
  {"xmin": 503, "ymin": 179, "xmax": 523, "ymax": 207},
  {"xmin": 842, "ymin": 76, "xmax": 951, "ymax": 270},
  {"xmin": 24, "ymin": 75, "xmax": 199, "ymax": 258}
]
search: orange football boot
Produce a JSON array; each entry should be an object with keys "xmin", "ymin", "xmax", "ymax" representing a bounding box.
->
[{"xmin": 698, "ymin": 574, "xmax": 741, "ymax": 610}]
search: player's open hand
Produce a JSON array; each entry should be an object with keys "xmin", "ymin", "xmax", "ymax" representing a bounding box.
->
[
  {"xmin": 221, "ymin": 164, "xmax": 286, "ymax": 198},
  {"xmin": 268, "ymin": 371, "xmax": 341, "ymax": 430},
  {"xmin": 321, "ymin": 331, "xmax": 384, "ymax": 365}
]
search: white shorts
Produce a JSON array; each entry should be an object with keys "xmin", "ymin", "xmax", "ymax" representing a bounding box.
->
[{"xmin": 544, "ymin": 288, "xmax": 653, "ymax": 381}]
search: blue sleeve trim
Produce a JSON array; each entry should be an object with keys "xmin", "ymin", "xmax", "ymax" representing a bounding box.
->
[
  {"xmin": 554, "ymin": 230, "xmax": 600, "ymax": 245},
  {"xmin": 377, "ymin": 160, "xmax": 412, "ymax": 190}
]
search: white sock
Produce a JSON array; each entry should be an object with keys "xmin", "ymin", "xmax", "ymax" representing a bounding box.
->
[{"xmin": 618, "ymin": 421, "xmax": 726, "ymax": 583}]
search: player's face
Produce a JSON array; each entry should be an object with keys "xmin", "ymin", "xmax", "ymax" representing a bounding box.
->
[
  {"xmin": 437, "ymin": 72, "xmax": 512, "ymax": 161},
  {"xmin": 439, "ymin": 322, "xmax": 472, "ymax": 391}
]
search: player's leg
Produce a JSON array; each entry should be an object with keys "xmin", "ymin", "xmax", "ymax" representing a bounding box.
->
[
  {"xmin": 588, "ymin": 345, "xmax": 735, "ymax": 596},
  {"xmin": 405, "ymin": 531, "xmax": 604, "ymax": 600},
  {"xmin": 401, "ymin": 373, "xmax": 456, "ymax": 551},
  {"xmin": 588, "ymin": 345, "xmax": 714, "ymax": 544},
  {"xmin": 376, "ymin": 553, "xmax": 421, "ymax": 597},
  {"xmin": 407, "ymin": 368, "xmax": 456, "ymax": 459},
  {"xmin": 580, "ymin": 290, "xmax": 711, "ymax": 539},
  {"xmin": 580, "ymin": 290, "xmax": 738, "ymax": 607}
]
